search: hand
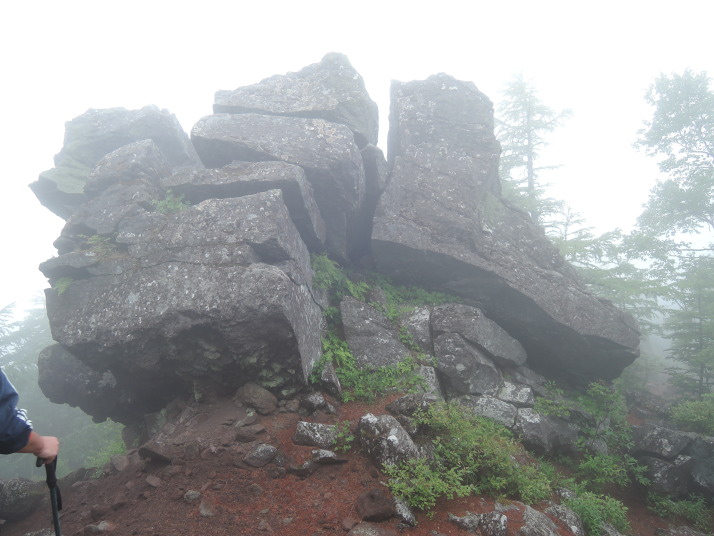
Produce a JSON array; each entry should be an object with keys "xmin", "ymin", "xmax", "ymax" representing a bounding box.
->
[
  {"xmin": 36, "ymin": 435, "xmax": 60, "ymax": 463},
  {"xmin": 19, "ymin": 432, "xmax": 59, "ymax": 463}
]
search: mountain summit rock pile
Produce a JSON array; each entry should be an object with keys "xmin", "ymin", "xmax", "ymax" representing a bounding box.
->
[{"xmin": 32, "ymin": 53, "xmax": 639, "ymax": 426}]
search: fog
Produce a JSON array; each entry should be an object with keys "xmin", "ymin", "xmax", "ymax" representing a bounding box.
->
[{"xmin": 1, "ymin": 0, "xmax": 713, "ymax": 308}]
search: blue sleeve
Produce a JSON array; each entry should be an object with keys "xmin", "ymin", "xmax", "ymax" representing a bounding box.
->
[{"xmin": 0, "ymin": 369, "xmax": 33, "ymax": 454}]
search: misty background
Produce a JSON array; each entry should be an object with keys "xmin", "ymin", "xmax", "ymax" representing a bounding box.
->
[{"xmin": 1, "ymin": 0, "xmax": 712, "ymax": 477}]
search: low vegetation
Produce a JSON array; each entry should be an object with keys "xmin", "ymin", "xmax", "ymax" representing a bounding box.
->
[
  {"xmin": 565, "ymin": 492, "xmax": 630, "ymax": 536},
  {"xmin": 648, "ymin": 492, "xmax": 713, "ymax": 533},
  {"xmin": 310, "ymin": 254, "xmax": 449, "ymax": 401},
  {"xmin": 152, "ymin": 191, "xmax": 190, "ymax": 214},
  {"xmin": 80, "ymin": 233, "xmax": 119, "ymax": 258},
  {"xmin": 309, "ymin": 254, "xmax": 714, "ymax": 534},
  {"xmin": 670, "ymin": 394, "xmax": 714, "ymax": 435},
  {"xmin": 384, "ymin": 402, "xmax": 552, "ymax": 513}
]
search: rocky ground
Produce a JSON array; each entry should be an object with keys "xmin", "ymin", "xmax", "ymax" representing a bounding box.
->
[{"xmin": 2, "ymin": 393, "xmax": 678, "ymax": 536}]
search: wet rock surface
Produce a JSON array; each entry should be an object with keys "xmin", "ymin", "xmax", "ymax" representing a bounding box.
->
[
  {"xmin": 30, "ymin": 105, "xmax": 201, "ymax": 219},
  {"xmin": 20, "ymin": 52, "xmax": 704, "ymax": 536},
  {"xmin": 371, "ymin": 74, "xmax": 639, "ymax": 386}
]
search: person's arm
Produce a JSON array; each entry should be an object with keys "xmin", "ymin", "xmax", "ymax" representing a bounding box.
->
[
  {"xmin": 18, "ymin": 431, "xmax": 59, "ymax": 462},
  {"xmin": 0, "ymin": 369, "xmax": 58, "ymax": 462}
]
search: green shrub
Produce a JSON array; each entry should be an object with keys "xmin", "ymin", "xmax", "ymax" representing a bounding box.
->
[
  {"xmin": 565, "ymin": 491, "xmax": 630, "ymax": 536},
  {"xmin": 575, "ymin": 452, "xmax": 648, "ymax": 492},
  {"xmin": 386, "ymin": 402, "xmax": 552, "ymax": 513},
  {"xmin": 367, "ymin": 274, "xmax": 458, "ymax": 323},
  {"xmin": 153, "ymin": 191, "xmax": 190, "ymax": 214},
  {"xmin": 648, "ymin": 493, "xmax": 713, "ymax": 532},
  {"xmin": 320, "ymin": 331, "xmax": 425, "ymax": 402},
  {"xmin": 312, "ymin": 254, "xmax": 368, "ymax": 303},
  {"xmin": 536, "ymin": 380, "xmax": 649, "ymax": 491},
  {"xmin": 534, "ymin": 380, "xmax": 571, "ymax": 418},
  {"xmin": 332, "ymin": 420, "xmax": 355, "ymax": 453},
  {"xmin": 670, "ymin": 394, "xmax": 714, "ymax": 435},
  {"xmin": 80, "ymin": 234, "xmax": 118, "ymax": 258},
  {"xmin": 54, "ymin": 277, "xmax": 74, "ymax": 296},
  {"xmin": 384, "ymin": 457, "xmax": 471, "ymax": 514}
]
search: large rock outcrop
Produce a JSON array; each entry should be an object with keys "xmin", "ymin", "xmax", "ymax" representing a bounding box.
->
[
  {"xmin": 30, "ymin": 106, "xmax": 202, "ymax": 219},
  {"xmin": 191, "ymin": 113, "xmax": 365, "ymax": 260},
  {"xmin": 33, "ymin": 53, "xmax": 640, "ymax": 427},
  {"xmin": 371, "ymin": 74, "xmax": 639, "ymax": 385},
  {"xmin": 191, "ymin": 53, "xmax": 382, "ymax": 262},
  {"xmin": 213, "ymin": 52, "xmax": 378, "ymax": 148},
  {"xmin": 40, "ymin": 189, "xmax": 322, "ymax": 423}
]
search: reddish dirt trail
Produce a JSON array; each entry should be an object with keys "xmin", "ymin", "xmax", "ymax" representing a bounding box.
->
[{"xmin": 3, "ymin": 395, "xmax": 679, "ymax": 536}]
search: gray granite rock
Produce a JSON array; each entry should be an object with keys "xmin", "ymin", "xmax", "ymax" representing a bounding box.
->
[
  {"xmin": 191, "ymin": 113, "xmax": 364, "ymax": 260},
  {"xmin": 372, "ymin": 73, "xmax": 639, "ymax": 387},
  {"xmin": 31, "ymin": 105, "xmax": 201, "ymax": 219},
  {"xmin": 40, "ymin": 192, "xmax": 321, "ymax": 422},
  {"xmin": 358, "ymin": 413, "xmax": 421, "ymax": 468},
  {"xmin": 213, "ymin": 52, "xmax": 378, "ymax": 147},
  {"xmin": 340, "ymin": 297, "xmax": 411, "ymax": 370},
  {"xmin": 434, "ymin": 333, "xmax": 501, "ymax": 397},
  {"xmin": 432, "ymin": 304, "xmax": 527, "ymax": 367},
  {"xmin": 455, "ymin": 395, "xmax": 518, "ymax": 428},
  {"xmin": 161, "ymin": 161, "xmax": 325, "ymax": 251}
]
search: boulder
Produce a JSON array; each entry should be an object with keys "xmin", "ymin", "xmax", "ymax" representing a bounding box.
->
[
  {"xmin": 519, "ymin": 504, "xmax": 561, "ymax": 536},
  {"xmin": 355, "ymin": 488, "xmax": 396, "ymax": 522},
  {"xmin": 58, "ymin": 179, "xmax": 164, "ymax": 248},
  {"xmin": 30, "ymin": 105, "xmax": 201, "ymax": 219},
  {"xmin": 399, "ymin": 307, "xmax": 432, "ymax": 354},
  {"xmin": 358, "ymin": 413, "xmax": 421, "ymax": 468},
  {"xmin": 449, "ymin": 511, "xmax": 507, "ymax": 536},
  {"xmin": 213, "ymin": 52, "xmax": 378, "ymax": 147},
  {"xmin": 372, "ymin": 73, "xmax": 639, "ymax": 387},
  {"xmin": 386, "ymin": 392, "xmax": 441, "ymax": 435},
  {"xmin": 39, "ymin": 192, "xmax": 322, "ymax": 422},
  {"xmin": 633, "ymin": 424, "xmax": 695, "ymax": 460},
  {"xmin": 506, "ymin": 366, "xmax": 550, "ymax": 397},
  {"xmin": 497, "ymin": 381, "xmax": 535, "ymax": 407},
  {"xmin": 293, "ymin": 422, "xmax": 338, "ymax": 449},
  {"xmin": 433, "ymin": 333, "xmax": 501, "ymax": 397},
  {"xmin": 544, "ymin": 504, "xmax": 585, "ymax": 536},
  {"xmin": 311, "ymin": 449, "xmax": 346, "ymax": 465},
  {"xmin": 514, "ymin": 408, "xmax": 579, "ymax": 456},
  {"xmin": 639, "ymin": 455, "xmax": 694, "ymax": 497},
  {"xmin": 347, "ymin": 523, "xmax": 397, "ymax": 536},
  {"xmin": 455, "ymin": 395, "xmax": 518, "ymax": 428},
  {"xmin": 415, "ymin": 365, "xmax": 444, "ymax": 398},
  {"xmin": 84, "ymin": 139, "xmax": 172, "ymax": 197},
  {"xmin": 38, "ymin": 344, "xmax": 123, "ymax": 422},
  {"xmin": 0, "ymin": 478, "xmax": 45, "ymax": 521},
  {"xmin": 243, "ymin": 443, "xmax": 278, "ymax": 467},
  {"xmin": 683, "ymin": 435, "xmax": 714, "ymax": 496},
  {"xmin": 191, "ymin": 113, "xmax": 365, "ymax": 260},
  {"xmin": 161, "ymin": 161, "xmax": 325, "ymax": 251},
  {"xmin": 340, "ymin": 297, "xmax": 411, "ymax": 370},
  {"xmin": 393, "ymin": 497, "xmax": 417, "ymax": 526},
  {"xmin": 236, "ymin": 382, "xmax": 278, "ymax": 415},
  {"xmin": 432, "ymin": 304, "xmax": 527, "ymax": 367}
]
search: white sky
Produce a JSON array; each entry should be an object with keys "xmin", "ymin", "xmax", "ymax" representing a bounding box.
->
[{"xmin": 1, "ymin": 0, "xmax": 713, "ymax": 309}]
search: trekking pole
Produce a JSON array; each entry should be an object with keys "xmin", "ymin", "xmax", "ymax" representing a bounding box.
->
[{"xmin": 36, "ymin": 456, "xmax": 62, "ymax": 536}]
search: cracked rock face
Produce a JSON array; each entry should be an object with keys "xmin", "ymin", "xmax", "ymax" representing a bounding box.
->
[
  {"xmin": 372, "ymin": 73, "xmax": 640, "ymax": 387},
  {"xmin": 40, "ymin": 191, "xmax": 322, "ymax": 423},
  {"xmin": 191, "ymin": 113, "xmax": 365, "ymax": 261},
  {"xmin": 213, "ymin": 52, "xmax": 379, "ymax": 148},
  {"xmin": 33, "ymin": 54, "xmax": 643, "ymax": 429},
  {"xmin": 30, "ymin": 105, "xmax": 202, "ymax": 219}
]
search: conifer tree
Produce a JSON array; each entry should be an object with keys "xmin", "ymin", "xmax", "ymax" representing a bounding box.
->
[{"xmin": 496, "ymin": 74, "xmax": 570, "ymax": 222}]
